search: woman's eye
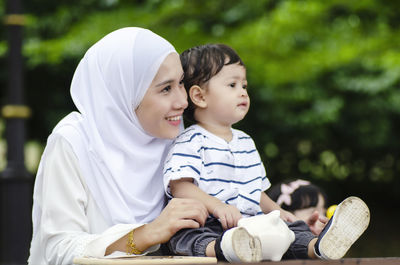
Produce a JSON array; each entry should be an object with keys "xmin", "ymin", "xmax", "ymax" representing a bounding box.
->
[
  {"xmin": 161, "ymin": 85, "xmax": 171, "ymax": 93},
  {"xmin": 179, "ymin": 79, "xmax": 184, "ymax": 86}
]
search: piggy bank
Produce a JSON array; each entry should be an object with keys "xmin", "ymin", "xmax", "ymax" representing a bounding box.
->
[{"xmin": 238, "ymin": 210, "xmax": 295, "ymax": 261}]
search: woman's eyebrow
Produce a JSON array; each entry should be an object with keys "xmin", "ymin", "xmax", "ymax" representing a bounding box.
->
[
  {"xmin": 156, "ymin": 73, "xmax": 184, "ymax": 87},
  {"xmin": 156, "ymin": 79, "xmax": 173, "ymax": 87}
]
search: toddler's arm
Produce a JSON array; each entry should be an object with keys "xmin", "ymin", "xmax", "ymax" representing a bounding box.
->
[
  {"xmin": 260, "ymin": 192, "xmax": 298, "ymax": 222},
  {"xmin": 170, "ymin": 178, "xmax": 242, "ymax": 230}
]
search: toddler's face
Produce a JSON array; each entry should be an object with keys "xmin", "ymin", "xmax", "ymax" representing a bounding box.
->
[{"xmin": 203, "ymin": 63, "xmax": 249, "ymax": 126}]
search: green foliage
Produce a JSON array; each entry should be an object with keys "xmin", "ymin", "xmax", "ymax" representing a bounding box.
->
[
  {"xmin": 1, "ymin": 0, "xmax": 399, "ymax": 256},
  {"xmin": 1, "ymin": 0, "xmax": 399, "ymax": 194}
]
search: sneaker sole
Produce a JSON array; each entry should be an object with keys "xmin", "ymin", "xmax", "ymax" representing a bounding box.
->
[
  {"xmin": 231, "ymin": 227, "xmax": 262, "ymax": 262},
  {"xmin": 319, "ymin": 196, "xmax": 370, "ymax": 259}
]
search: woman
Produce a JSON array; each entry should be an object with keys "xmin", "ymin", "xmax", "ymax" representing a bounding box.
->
[{"xmin": 28, "ymin": 27, "xmax": 208, "ymax": 265}]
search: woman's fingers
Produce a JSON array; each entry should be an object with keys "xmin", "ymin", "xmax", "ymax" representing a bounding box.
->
[
  {"xmin": 147, "ymin": 198, "xmax": 208, "ymax": 244},
  {"xmin": 166, "ymin": 198, "xmax": 208, "ymax": 226},
  {"xmin": 174, "ymin": 218, "xmax": 201, "ymax": 230}
]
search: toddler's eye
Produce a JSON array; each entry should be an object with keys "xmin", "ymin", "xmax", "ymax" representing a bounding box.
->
[
  {"xmin": 242, "ymin": 84, "xmax": 248, "ymax": 90},
  {"xmin": 229, "ymin": 83, "xmax": 236, "ymax": 88}
]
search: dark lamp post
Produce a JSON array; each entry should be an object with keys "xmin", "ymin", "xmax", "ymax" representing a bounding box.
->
[{"xmin": 0, "ymin": 0, "xmax": 33, "ymax": 264}]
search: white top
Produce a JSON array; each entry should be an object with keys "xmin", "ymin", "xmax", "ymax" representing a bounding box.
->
[
  {"xmin": 29, "ymin": 27, "xmax": 178, "ymax": 265},
  {"xmin": 28, "ymin": 135, "xmax": 159, "ymax": 265},
  {"xmin": 163, "ymin": 125, "xmax": 271, "ymax": 217}
]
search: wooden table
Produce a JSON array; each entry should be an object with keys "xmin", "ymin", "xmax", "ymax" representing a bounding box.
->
[
  {"xmin": 74, "ymin": 257, "xmax": 399, "ymax": 265},
  {"xmin": 74, "ymin": 256, "xmax": 217, "ymax": 264}
]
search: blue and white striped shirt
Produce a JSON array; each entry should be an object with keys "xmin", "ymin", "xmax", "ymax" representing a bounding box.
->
[{"xmin": 163, "ymin": 124, "xmax": 270, "ymax": 217}]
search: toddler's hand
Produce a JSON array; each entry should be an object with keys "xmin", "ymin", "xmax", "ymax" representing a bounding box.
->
[
  {"xmin": 307, "ymin": 210, "xmax": 328, "ymax": 235},
  {"xmin": 280, "ymin": 209, "xmax": 299, "ymax": 223},
  {"xmin": 213, "ymin": 204, "xmax": 242, "ymax": 230}
]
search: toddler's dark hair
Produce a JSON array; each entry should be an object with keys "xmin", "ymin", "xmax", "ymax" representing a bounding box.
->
[
  {"xmin": 267, "ymin": 179, "xmax": 328, "ymax": 212},
  {"xmin": 180, "ymin": 44, "xmax": 245, "ymax": 123}
]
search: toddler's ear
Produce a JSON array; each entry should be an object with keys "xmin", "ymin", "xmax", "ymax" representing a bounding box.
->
[{"xmin": 189, "ymin": 85, "xmax": 207, "ymax": 108}]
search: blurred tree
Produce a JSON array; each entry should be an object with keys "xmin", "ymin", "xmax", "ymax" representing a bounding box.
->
[
  {"xmin": 1, "ymin": 0, "xmax": 399, "ymax": 257},
  {"xmin": 0, "ymin": 0, "xmax": 399, "ymax": 202}
]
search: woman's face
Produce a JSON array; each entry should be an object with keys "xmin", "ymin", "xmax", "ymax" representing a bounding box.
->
[{"xmin": 136, "ymin": 53, "xmax": 188, "ymax": 139}]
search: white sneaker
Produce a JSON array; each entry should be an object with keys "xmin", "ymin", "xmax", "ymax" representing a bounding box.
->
[
  {"xmin": 220, "ymin": 227, "xmax": 262, "ymax": 262},
  {"xmin": 314, "ymin": 196, "xmax": 370, "ymax": 260}
]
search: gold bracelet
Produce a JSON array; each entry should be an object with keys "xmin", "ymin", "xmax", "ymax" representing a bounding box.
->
[{"xmin": 126, "ymin": 229, "xmax": 142, "ymax": 255}]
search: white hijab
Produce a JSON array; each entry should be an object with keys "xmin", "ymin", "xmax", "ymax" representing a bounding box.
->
[{"xmin": 38, "ymin": 27, "xmax": 178, "ymax": 225}]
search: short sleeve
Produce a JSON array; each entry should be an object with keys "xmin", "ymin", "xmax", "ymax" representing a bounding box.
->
[
  {"xmin": 163, "ymin": 131, "xmax": 204, "ymax": 197},
  {"xmin": 248, "ymin": 136, "xmax": 270, "ymax": 192}
]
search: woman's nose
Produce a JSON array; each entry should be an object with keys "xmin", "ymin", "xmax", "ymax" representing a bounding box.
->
[{"xmin": 175, "ymin": 88, "xmax": 188, "ymax": 109}]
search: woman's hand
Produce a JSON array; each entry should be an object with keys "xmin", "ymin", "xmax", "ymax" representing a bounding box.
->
[
  {"xmin": 144, "ymin": 198, "xmax": 208, "ymax": 246},
  {"xmin": 106, "ymin": 198, "xmax": 207, "ymax": 255},
  {"xmin": 212, "ymin": 203, "xmax": 242, "ymax": 230}
]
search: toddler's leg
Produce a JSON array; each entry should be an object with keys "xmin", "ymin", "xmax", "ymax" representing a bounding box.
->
[
  {"xmin": 284, "ymin": 196, "xmax": 370, "ymax": 260},
  {"xmin": 167, "ymin": 217, "xmax": 221, "ymax": 256},
  {"xmin": 168, "ymin": 216, "xmax": 262, "ymax": 262},
  {"xmin": 282, "ymin": 220, "xmax": 316, "ymax": 259},
  {"xmin": 168, "ymin": 216, "xmax": 261, "ymax": 262}
]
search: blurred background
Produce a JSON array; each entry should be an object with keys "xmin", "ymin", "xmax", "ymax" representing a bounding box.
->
[{"xmin": 0, "ymin": 0, "xmax": 399, "ymax": 261}]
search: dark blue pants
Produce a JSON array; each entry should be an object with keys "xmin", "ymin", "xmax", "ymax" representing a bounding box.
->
[{"xmin": 167, "ymin": 217, "xmax": 316, "ymax": 259}]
